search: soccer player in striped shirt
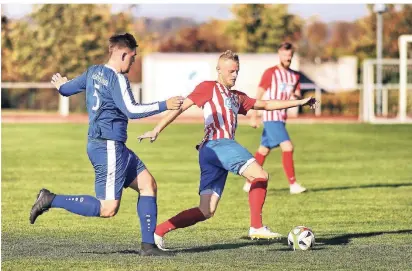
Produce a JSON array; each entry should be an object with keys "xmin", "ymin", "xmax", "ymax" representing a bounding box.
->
[
  {"xmin": 138, "ymin": 50, "xmax": 317, "ymax": 249},
  {"xmin": 244, "ymin": 42, "xmax": 307, "ymax": 195},
  {"xmin": 29, "ymin": 33, "xmax": 183, "ymax": 256}
]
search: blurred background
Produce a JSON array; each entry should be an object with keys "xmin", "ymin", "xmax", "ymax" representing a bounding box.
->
[{"xmin": 2, "ymin": 3, "xmax": 412, "ymax": 123}]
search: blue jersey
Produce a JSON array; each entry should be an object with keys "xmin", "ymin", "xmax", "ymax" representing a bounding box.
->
[{"xmin": 59, "ymin": 64, "xmax": 167, "ymax": 142}]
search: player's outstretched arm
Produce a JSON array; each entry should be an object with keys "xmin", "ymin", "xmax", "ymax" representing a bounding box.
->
[
  {"xmin": 52, "ymin": 72, "xmax": 86, "ymax": 97},
  {"xmin": 138, "ymin": 98, "xmax": 194, "ymax": 143},
  {"xmin": 253, "ymin": 97, "xmax": 318, "ymax": 111},
  {"xmin": 112, "ymin": 75, "xmax": 184, "ymax": 119}
]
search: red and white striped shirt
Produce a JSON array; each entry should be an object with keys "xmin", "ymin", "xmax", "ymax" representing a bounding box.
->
[
  {"xmin": 259, "ymin": 66, "xmax": 301, "ymax": 122},
  {"xmin": 188, "ymin": 81, "xmax": 256, "ymax": 143}
]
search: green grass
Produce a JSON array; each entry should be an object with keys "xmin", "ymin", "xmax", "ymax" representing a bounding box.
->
[{"xmin": 2, "ymin": 123, "xmax": 412, "ymax": 271}]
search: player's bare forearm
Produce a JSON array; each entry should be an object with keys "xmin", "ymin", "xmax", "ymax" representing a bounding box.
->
[
  {"xmin": 153, "ymin": 98, "xmax": 193, "ymax": 134},
  {"xmin": 253, "ymin": 99, "xmax": 303, "ymax": 111},
  {"xmin": 153, "ymin": 109, "xmax": 183, "ymax": 134}
]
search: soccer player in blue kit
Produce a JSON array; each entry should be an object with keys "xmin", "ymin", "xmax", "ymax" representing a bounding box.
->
[{"xmin": 29, "ymin": 33, "xmax": 182, "ymax": 256}]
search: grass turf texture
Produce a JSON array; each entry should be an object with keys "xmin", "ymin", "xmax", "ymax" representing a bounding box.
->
[{"xmin": 2, "ymin": 123, "xmax": 412, "ymax": 271}]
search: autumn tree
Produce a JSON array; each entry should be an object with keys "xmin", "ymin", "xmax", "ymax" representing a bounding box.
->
[
  {"xmin": 159, "ymin": 20, "xmax": 234, "ymax": 52},
  {"xmin": 226, "ymin": 4, "xmax": 303, "ymax": 53},
  {"xmin": 298, "ymin": 17, "xmax": 328, "ymax": 61}
]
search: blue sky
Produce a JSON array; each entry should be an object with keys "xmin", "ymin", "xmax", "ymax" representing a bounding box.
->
[{"xmin": 2, "ymin": 4, "xmax": 370, "ymax": 23}]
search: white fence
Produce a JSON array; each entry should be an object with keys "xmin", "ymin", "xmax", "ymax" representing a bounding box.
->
[{"xmin": 1, "ymin": 82, "xmax": 321, "ymax": 117}]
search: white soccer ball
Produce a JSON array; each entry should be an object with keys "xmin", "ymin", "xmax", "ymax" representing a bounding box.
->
[{"xmin": 287, "ymin": 226, "xmax": 315, "ymax": 250}]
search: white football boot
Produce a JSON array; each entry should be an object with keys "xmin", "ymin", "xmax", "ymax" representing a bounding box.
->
[
  {"xmin": 154, "ymin": 233, "xmax": 169, "ymax": 251},
  {"xmin": 248, "ymin": 226, "xmax": 282, "ymax": 240},
  {"xmin": 290, "ymin": 182, "xmax": 307, "ymax": 194}
]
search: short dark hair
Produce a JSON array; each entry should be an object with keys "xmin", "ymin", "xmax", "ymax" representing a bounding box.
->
[
  {"xmin": 109, "ymin": 33, "xmax": 138, "ymax": 52},
  {"xmin": 278, "ymin": 42, "xmax": 293, "ymax": 51}
]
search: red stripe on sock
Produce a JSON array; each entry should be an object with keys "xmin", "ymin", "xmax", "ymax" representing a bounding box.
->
[
  {"xmin": 249, "ymin": 178, "xmax": 268, "ymax": 228},
  {"xmin": 282, "ymin": 151, "xmax": 296, "ymax": 184},
  {"xmin": 155, "ymin": 207, "xmax": 206, "ymax": 237}
]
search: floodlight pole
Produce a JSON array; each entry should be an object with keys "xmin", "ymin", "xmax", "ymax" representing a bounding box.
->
[{"xmin": 375, "ymin": 4, "xmax": 386, "ymax": 116}]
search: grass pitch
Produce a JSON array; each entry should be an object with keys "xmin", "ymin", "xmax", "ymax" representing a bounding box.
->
[{"xmin": 2, "ymin": 123, "xmax": 412, "ymax": 270}]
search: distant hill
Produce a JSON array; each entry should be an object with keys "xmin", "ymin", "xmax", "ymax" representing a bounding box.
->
[{"xmin": 135, "ymin": 17, "xmax": 198, "ymax": 37}]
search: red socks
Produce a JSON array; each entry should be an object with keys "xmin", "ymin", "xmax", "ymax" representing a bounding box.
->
[
  {"xmin": 155, "ymin": 207, "xmax": 206, "ymax": 237},
  {"xmin": 254, "ymin": 152, "xmax": 266, "ymax": 166},
  {"xmin": 282, "ymin": 151, "xmax": 296, "ymax": 184},
  {"xmin": 248, "ymin": 178, "xmax": 268, "ymax": 228}
]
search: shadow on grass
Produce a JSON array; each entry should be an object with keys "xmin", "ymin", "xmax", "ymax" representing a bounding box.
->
[
  {"xmin": 268, "ymin": 182, "xmax": 412, "ymax": 194},
  {"xmin": 177, "ymin": 238, "xmax": 281, "ymax": 253},
  {"xmin": 81, "ymin": 249, "xmax": 140, "ymax": 255},
  {"xmin": 80, "ymin": 229, "xmax": 412, "ymax": 255},
  {"xmin": 266, "ymin": 229, "xmax": 411, "ymax": 251},
  {"xmin": 81, "ymin": 238, "xmax": 282, "ymax": 255},
  {"xmin": 316, "ymin": 229, "xmax": 412, "ymax": 246}
]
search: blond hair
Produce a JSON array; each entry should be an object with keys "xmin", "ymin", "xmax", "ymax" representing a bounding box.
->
[{"xmin": 218, "ymin": 50, "xmax": 239, "ymax": 63}]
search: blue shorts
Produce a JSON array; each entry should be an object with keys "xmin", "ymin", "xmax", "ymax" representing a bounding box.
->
[
  {"xmin": 87, "ymin": 138, "xmax": 146, "ymax": 200},
  {"xmin": 261, "ymin": 121, "xmax": 290, "ymax": 149},
  {"xmin": 198, "ymin": 139, "xmax": 255, "ymax": 197}
]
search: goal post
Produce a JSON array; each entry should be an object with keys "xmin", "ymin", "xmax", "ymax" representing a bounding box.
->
[
  {"xmin": 361, "ymin": 35, "xmax": 412, "ymax": 124},
  {"xmin": 399, "ymin": 34, "xmax": 412, "ymax": 123}
]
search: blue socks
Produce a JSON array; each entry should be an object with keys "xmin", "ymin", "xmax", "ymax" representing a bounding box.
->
[
  {"xmin": 51, "ymin": 195, "xmax": 101, "ymax": 217},
  {"xmin": 137, "ymin": 196, "xmax": 157, "ymax": 244},
  {"xmin": 50, "ymin": 194, "xmax": 158, "ymax": 244}
]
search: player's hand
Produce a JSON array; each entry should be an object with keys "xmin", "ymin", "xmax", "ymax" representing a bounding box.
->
[
  {"xmin": 138, "ymin": 130, "xmax": 159, "ymax": 143},
  {"xmin": 300, "ymin": 97, "xmax": 319, "ymax": 110},
  {"xmin": 51, "ymin": 73, "xmax": 68, "ymax": 90},
  {"xmin": 249, "ymin": 116, "xmax": 260, "ymax": 129},
  {"xmin": 166, "ymin": 96, "xmax": 184, "ymax": 110}
]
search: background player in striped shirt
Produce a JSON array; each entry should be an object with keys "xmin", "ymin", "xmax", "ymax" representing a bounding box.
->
[
  {"xmin": 138, "ymin": 50, "xmax": 317, "ymax": 250},
  {"xmin": 29, "ymin": 33, "xmax": 183, "ymax": 256},
  {"xmin": 244, "ymin": 42, "xmax": 307, "ymax": 195}
]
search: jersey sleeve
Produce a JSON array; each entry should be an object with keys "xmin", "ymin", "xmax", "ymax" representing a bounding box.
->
[
  {"xmin": 238, "ymin": 91, "xmax": 256, "ymax": 115},
  {"xmin": 187, "ymin": 81, "xmax": 214, "ymax": 107},
  {"xmin": 111, "ymin": 74, "xmax": 167, "ymax": 119},
  {"xmin": 58, "ymin": 71, "xmax": 87, "ymax": 97},
  {"xmin": 258, "ymin": 68, "xmax": 273, "ymax": 90}
]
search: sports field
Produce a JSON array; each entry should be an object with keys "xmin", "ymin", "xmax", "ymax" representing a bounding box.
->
[{"xmin": 2, "ymin": 123, "xmax": 412, "ymax": 271}]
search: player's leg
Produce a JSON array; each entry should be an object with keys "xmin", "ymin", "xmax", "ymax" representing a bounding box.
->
[
  {"xmin": 154, "ymin": 143, "xmax": 228, "ymax": 250},
  {"xmin": 279, "ymin": 136, "xmax": 307, "ymax": 194},
  {"xmin": 123, "ymin": 150, "xmax": 173, "ymax": 256},
  {"xmin": 255, "ymin": 123, "xmax": 274, "ymax": 166},
  {"xmin": 241, "ymin": 161, "xmax": 282, "ymax": 239},
  {"xmin": 29, "ymin": 189, "xmax": 103, "ymax": 224},
  {"xmin": 243, "ymin": 123, "xmax": 273, "ymax": 192},
  {"xmin": 154, "ymin": 193, "xmax": 220, "ymax": 250},
  {"xmin": 198, "ymin": 138, "xmax": 280, "ymax": 239},
  {"xmin": 29, "ymin": 139, "xmax": 124, "ymax": 224}
]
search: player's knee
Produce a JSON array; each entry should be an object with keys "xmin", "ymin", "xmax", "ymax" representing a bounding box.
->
[
  {"xmin": 254, "ymin": 171, "xmax": 269, "ymax": 182},
  {"xmin": 250, "ymin": 172, "xmax": 269, "ymax": 190},
  {"xmin": 281, "ymin": 141, "xmax": 294, "ymax": 152},
  {"xmin": 198, "ymin": 206, "xmax": 215, "ymax": 219},
  {"xmin": 285, "ymin": 146, "xmax": 294, "ymax": 152},
  {"xmin": 202, "ymin": 209, "xmax": 215, "ymax": 219},
  {"xmin": 100, "ymin": 204, "xmax": 119, "ymax": 218},
  {"xmin": 258, "ymin": 146, "xmax": 270, "ymax": 156},
  {"xmin": 205, "ymin": 211, "xmax": 215, "ymax": 219},
  {"xmin": 139, "ymin": 178, "xmax": 157, "ymax": 195}
]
